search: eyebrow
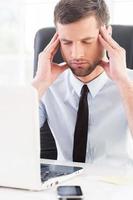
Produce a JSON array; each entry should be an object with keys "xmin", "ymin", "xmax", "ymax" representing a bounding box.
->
[{"xmin": 60, "ymin": 37, "xmax": 95, "ymax": 42}]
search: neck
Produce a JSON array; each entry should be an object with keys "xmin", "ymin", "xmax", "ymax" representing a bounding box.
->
[{"xmin": 76, "ymin": 66, "xmax": 104, "ymax": 83}]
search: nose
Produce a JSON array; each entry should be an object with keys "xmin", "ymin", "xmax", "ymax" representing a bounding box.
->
[{"xmin": 71, "ymin": 43, "xmax": 84, "ymax": 60}]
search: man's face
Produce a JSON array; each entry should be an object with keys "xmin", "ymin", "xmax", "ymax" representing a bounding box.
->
[{"xmin": 57, "ymin": 16, "xmax": 104, "ymax": 77}]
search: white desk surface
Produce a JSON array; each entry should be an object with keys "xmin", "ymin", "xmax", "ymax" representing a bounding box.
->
[{"xmin": 1, "ymin": 158, "xmax": 133, "ymax": 200}]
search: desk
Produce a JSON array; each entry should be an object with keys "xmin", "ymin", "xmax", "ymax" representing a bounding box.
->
[{"xmin": 1, "ymin": 158, "xmax": 133, "ymax": 200}]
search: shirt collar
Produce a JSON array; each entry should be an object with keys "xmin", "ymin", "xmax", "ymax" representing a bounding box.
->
[{"xmin": 69, "ymin": 70, "xmax": 108, "ymax": 98}]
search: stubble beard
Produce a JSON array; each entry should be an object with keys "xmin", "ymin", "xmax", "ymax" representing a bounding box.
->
[{"xmin": 67, "ymin": 60, "xmax": 101, "ymax": 77}]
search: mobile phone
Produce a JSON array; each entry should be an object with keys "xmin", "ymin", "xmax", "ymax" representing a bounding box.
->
[{"xmin": 57, "ymin": 185, "xmax": 83, "ymax": 200}]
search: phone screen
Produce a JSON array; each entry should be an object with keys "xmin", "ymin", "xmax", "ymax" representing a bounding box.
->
[{"xmin": 57, "ymin": 185, "xmax": 83, "ymax": 197}]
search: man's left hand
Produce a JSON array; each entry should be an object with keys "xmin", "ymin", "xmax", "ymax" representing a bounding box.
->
[{"xmin": 99, "ymin": 26, "xmax": 129, "ymax": 84}]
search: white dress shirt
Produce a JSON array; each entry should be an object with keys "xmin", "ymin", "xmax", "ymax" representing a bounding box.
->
[{"xmin": 39, "ymin": 68, "xmax": 133, "ymax": 163}]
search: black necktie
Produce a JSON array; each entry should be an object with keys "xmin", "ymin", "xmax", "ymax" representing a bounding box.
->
[{"xmin": 73, "ymin": 85, "xmax": 89, "ymax": 162}]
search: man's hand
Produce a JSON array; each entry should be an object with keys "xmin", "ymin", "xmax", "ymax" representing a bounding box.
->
[
  {"xmin": 32, "ymin": 33, "xmax": 68, "ymax": 98},
  {"xmin": 98, "ymin": 26, "xmax": 129, "ymax": 85}
]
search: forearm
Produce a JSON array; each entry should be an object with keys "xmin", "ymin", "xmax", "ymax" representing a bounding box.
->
[
  {"xmin": 116, "ymin": 77, "xmax": 133, "ymax": 136},
  {"xmin": 32, "ymin": 78, "xmax": 50, "ymax": 99}
]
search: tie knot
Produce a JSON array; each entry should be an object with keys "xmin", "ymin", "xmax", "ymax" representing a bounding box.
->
[{"xmin": 81, "ymin": 85, "xmax": 89, "ymax": 96}]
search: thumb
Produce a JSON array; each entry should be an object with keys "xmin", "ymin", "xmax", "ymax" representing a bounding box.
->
[
  {"xmin": 99, "ymin": 60, "xmax": 109, "ymax": 69},
  {"xmin": 58, "ymin": 62, "xmax": 68, "ymax": 71},
  {"xmin": 99, "ymin": 60, "xmax": 110, "ymax": 76}
]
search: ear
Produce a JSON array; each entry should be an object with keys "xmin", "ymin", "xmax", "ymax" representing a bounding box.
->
[{"xmin": 107, "ymin": 25, "xmax": 112, "ymax": 36}]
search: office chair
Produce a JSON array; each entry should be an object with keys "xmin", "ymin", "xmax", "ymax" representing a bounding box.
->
[{"xmin": 34, "ymin": 25, "xmax": 133, "ymax": 159}]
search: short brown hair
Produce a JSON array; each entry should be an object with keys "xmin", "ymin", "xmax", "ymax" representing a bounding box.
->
[{"xmin": 54, "ymin": 0, "xmax": 110, "ymax": 27}]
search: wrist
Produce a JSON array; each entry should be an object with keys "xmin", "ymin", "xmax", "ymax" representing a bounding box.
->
[
  {"xmin": 115, "ymin": 76, "xmax": 133, "ymax": 93},
  {"xmin": 32, "ymin": 78, "xmax": 50, "ymax": 99}
]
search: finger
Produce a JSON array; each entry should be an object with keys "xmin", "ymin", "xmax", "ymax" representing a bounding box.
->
[
  {"xmin": 58, "ymin": 62, "xmax": 68, "ymax": 68},
  {"xmin": 99, "ymin": 34, "xmax": 114, "ymax": 53},
  {"xmin": 99, "ymin": 60, "xmax": 109, "ymax": 68},
  {"xmin": 59, "ymin": 63, "xmax": 68, "ymax": 72},
  {"xmin": 43, "ymin": 32, "xmax": 59, "ymax": 52},
  {"xmin": 38, "ymin": 37, "xmax": 60, "ymax": 67},
  {"xmin": 45, "ymin": 36, "xmax": 60, "ymax": 59},
  {"xmin": 99, "ymin": 60, "xmax": 110, "ymax": 75},
  {"xmin": 53, "ymin": 62, "xmax": 68, "ymax": 74},
  {"xmin": 100, "ymin": 26, "xmax": 120, "ymax": 49},
  {"xmin": 50, "ymin": 39, "xmax": 60, "ymax": 60},
  {"xmin": 48, "ymin": 32, "xmax": 58, "ymax": 45},
  {"xmin": 60, "ymin": 64, "xmax": 68, "ymax": 72},
  {"xmin": 52, "ymin": 62, "xmax": 68, "ymax": 68}
]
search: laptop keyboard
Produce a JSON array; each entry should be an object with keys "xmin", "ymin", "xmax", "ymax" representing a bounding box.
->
[{"xmin": 40, "ymin": 163, "xmax": 82, "ymax": 182}]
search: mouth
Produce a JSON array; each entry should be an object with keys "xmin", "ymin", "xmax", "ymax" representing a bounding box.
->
[{"xmin": 70, "ymin": 62, "xmax": 88, "ymax": 68}]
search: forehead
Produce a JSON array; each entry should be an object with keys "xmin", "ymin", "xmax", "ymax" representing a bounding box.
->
[{"xmin": 56, "ymin": 16, "xmax": 100, "ymax": 39}]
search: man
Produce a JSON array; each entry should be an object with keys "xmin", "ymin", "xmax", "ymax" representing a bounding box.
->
[{"xmin": 32, "ymin": 0, "xmax": 133, "ymax": 163}]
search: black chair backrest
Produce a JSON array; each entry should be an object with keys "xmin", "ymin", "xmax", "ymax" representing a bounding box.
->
[
  {"xmin": 112, "ymin": 25, "xmax": 133, "ymax": 69},
  {"xmin": 34, "ymin": 25, "xmax": 133, "ymax": 159}
]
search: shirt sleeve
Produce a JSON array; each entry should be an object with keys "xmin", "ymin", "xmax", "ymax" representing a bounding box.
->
[{"xmin": 39, "ymin": 100, "xmax": 47, "ymax": 128}]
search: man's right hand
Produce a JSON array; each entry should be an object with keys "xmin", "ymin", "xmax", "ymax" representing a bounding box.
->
[{"xmin": 32, "ymin": 32, "xmax": 68, "ymax": 98}]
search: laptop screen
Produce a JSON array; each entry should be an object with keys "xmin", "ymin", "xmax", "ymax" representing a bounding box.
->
[{"xmin": 41, "ymin": 163, "xmax": 82, "ymax": 182}]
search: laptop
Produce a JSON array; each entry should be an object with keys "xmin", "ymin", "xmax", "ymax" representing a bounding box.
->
[{"xmin": 0, "ymin": 85, "xmax": 83, "ymax": 191}]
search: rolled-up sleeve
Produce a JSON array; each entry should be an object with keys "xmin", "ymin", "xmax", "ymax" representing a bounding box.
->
[{"xmin": 39, "ymin": 100, "xmax": 47, "ymax": 128}]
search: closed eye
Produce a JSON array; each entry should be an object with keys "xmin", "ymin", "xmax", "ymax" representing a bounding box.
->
[
  {"xmin": 82, "ymin": 41, "xmax": 93, "ymax": 45},
  {"xmin": 62, "ymin": 42, "xmax": 72, "ymax": 45}
]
